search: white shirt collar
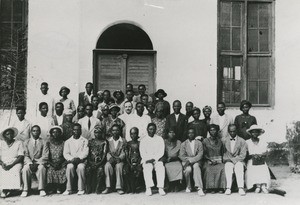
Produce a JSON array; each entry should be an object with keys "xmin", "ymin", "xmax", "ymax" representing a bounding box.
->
[{"xmin": 111, "ymin": 137, "xmax": 122, "ymax": 148}]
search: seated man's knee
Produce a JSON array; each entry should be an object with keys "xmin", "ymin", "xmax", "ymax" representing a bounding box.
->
[
  {"xmin": 38, "ymin": 164, "xmax": 46, "ymax": 171},
  {"xmin": 184, "ymin": 166, "xmax": 192, "ymax": 174},
  {"xmin": 67, "ymin": 163, "xmax": 75, "ymax": 170},
  {"xmin": 192, "ymin": 163, "xmax": 200, "ymax": 170},
  {"xmin": 22, "ymin": 164, "xmax": 31, "ymax": 172},
  {"xmin": 77, "ymin": 163, "xmax": 85, "ymax": 171}
]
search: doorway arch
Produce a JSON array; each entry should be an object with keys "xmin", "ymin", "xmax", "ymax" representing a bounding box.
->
[{"xmin": 93, "ymin": 23, "xmax": 156, "ymax": 94}]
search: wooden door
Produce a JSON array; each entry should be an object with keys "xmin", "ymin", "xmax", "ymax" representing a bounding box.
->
[{"xmin": 93, "ymin": 50, "xmax": 156, "ymax": 93}]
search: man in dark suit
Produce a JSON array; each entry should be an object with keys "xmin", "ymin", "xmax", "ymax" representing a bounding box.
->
[
  {"xmin": 223, "ymin": 124, "xmax": 247, "ymax": 196},
  {"xmin": 165, "ymin": 100, "xmax": 187, "ymax": 142},
  {"xmin": 102, "ymin": 124, "xmax": 126, "ymax": 195},
  {"xmin": 78, "ymin": 82, "xmax": 94, "ymax": 107}
]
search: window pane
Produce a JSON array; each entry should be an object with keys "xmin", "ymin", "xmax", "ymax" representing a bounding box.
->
[
  {"xmin": 248, "ymin": 57, "xmax": 258, "ymax": 79},
  {"xmin": 13, "ymin": 0, "xmax": 23, "ymax": 22},
  {"xmin": 220, "ymin": 28, "xmax": 230, "ymax": 50},
  {"xmin": 248, "ymin": 4, "xmax": 258, "ymax": 28},
  {"xmin": 220, "ymin": 2, "xmax": 231, "ymax": 27},
  {"xmin": 248, "ymin": 29, "xmax": 258, "ymax": 52},
  {"xmin": 259, "ymin": 57, "xmax": 269, "ymax": 79},
  {"xmin": 232, "ymin": 28, "xmax": 241, "ymax": 51},
  {"xmin": 259, "ymin": 29, "xmax": 269, "ymax": 52},
  {"xmin": 259, "ymin": 82, "xmax": 268, "ymax": 104},
  {"xmin": 232, "ymin": 3, "xmax": 241, "ymax": 27},
  {"xmin": 249, "ymin": 81, "xmax": 258, "ymax": 104},
  {"xmin": 259, "ymin": 4, "xmax": 270, "ymax": 28},
  {"xmin": 0, "ymin": 0, "xmax": 12, "ymax": 21},
  {"xmin": 0, "ymin": 23, "xmax": 12, "ymax": 48}
]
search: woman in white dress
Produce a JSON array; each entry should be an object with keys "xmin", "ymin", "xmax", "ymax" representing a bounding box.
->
[
  {"xmin": 245, "ymin": 125, "xmax": 270, "ymax": 194},
  {"xmin": 0, "ymin": 127, "xmax": 24, "ymax": 198}
]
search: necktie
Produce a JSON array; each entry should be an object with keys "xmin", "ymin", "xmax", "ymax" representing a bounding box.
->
[{"xmin": 88, "ymin": 118, "xmax": 91, "ymax": 130}]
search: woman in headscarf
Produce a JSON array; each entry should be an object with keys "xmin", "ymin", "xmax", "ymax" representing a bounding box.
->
[
  {"xmin": 202, "ymin": 124, "xmax": 226, "ymax": 193},
  {"xmin": 234, "ymin": 100, "xmax": 257, "ymax": 140},
  {"xmin": 43, "ymin": 126, "xmax": 66, "ymax": 194},
  {"xmin": 245, "ymin": 125, "xmax": 270, "ymax": 194},
  {"xmin": 162, "ymin": 127, "xmax": 183, "ymax": 192},
  {"xmin": 0, "ymin": 127, "xmax": 24, "ymax": 198},
  {"xmin": 187, "ymin": 107, "xmax": 208, "ymax": 141},
  {"xmin": 85, "ymin": 125, "xmax": 108, "ymax": 194}
]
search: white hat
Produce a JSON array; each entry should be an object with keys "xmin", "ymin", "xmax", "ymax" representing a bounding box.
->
[
  {"xmin": 246, "ymin": 125, "xmax": 265, "ymax": 135},
  {"xmin": 0, "ymin": 127, "xmax": 18, "ymax": 140}
]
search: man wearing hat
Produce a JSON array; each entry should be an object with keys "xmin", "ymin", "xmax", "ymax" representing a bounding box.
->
[
  {"xmin": 78, "ymin": 82, "xmax": 94, "ymax": 107},
  {"xmin": 58, "ymin": 86, "xmax": 76, "ymax": 116},
  {"xmin": 21, "ymin": 125, "xmax": 47, "ymax": 197},
  {"xmin": 154, "ymin": 89, "xmax": 170, "ymax": 118},
  {"xmin": 78, "ymin": 103, "xmax": 101, "ymax": 140}
]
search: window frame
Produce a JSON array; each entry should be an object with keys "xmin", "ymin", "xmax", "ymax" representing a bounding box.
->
[{"xmin": 217, "ymin": 0, "xmax": 275, "ymax": 108}]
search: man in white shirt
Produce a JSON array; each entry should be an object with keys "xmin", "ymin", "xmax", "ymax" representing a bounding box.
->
[
  {"xmin": 120, "ymin": 90, "xmax": 136, "ymax": 114},
  {"xmin": 78, "ymin": 103, "xmax": 101, "ymax": 140},
  {"xmin": 63, "ymin": 123, "xmax": 89, "ymax": 195},
  {"xmin": 52, "ymin": 102, "xmax": 66, "ymax": 126},
  {"xmin": 140, "ymin": 123, "xmax": 166, "ymax": 196},
  {"xmin": 128, "ymin": 102, "xmax": 151, "ymax": 141},
  {"xmin": 10, "ymin": 106, "xmax": 31, "ymax": 141},
  {"xmin": 36, "ymin": 82, "xmax": 55, "ymax": 117},
  {"xmin": 211, "ymin": 102, "xmax": 233, "ymax": 140},
  {"xmin": 119, "ymin": 101, "xmax": 135, "ymax": 141},
  {"xmin": 33, "ymin": 102, "xmax": 54, "ymax": 140}
]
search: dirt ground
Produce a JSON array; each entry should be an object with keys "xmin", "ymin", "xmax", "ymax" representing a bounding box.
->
[{"xmin": 1, "ymin": 166, "xmax": 299, "ymax": 205}]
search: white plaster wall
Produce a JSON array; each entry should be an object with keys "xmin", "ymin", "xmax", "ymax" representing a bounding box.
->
[{"xmin": 1, "ymin": 0, "xmax": 300, "ymax": 143}]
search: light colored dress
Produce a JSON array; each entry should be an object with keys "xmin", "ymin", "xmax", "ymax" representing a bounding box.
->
[
  {"xmin": 245, "ymin": 137, "xmax": 271, "ymax": 189},
  {"xmin": 0, "ymin": 140, "xmax": 24, "ymax": 190},
  {"xmin": 59, "ymin": 98, "xmax": 76, "ymax": 114},
  {"xmin": 164, "ymin": 140, "xmax": 183, "ymax": 182}
]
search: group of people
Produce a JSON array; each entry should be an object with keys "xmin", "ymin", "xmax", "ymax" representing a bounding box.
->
[{"xmin": 0, "ymin": 82, "xmax": 271, "ymax": 198}]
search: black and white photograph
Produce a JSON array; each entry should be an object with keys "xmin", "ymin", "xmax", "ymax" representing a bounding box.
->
[{"xmin": 0, "ymin": 0, "xmax": 299, "ymax": 204}]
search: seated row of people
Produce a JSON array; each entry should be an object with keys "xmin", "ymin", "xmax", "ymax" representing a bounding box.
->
[{"xmin": 0, "ymin": 121, "xmax": 270, "ymax": 198}]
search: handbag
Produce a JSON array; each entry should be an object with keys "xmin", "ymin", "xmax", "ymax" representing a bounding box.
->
[{"xmin": 252, "ymin": 154, "xmax": 266, "ymax": 165}]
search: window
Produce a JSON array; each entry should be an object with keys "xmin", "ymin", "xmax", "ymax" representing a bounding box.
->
[
  {"xmin": 217, "ymin": 0, "xmax": 275, "ymax": 107},
  {"xmin": 0, "ymin": 0, "xmax": 28, "ymax": 108}
]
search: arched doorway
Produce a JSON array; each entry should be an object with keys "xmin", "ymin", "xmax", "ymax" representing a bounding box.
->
[{"xmin": 93, "ymin": 23, "xmax": 156, "ymax": 93}]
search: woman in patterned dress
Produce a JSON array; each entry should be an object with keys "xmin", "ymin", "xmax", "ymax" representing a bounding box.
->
[
  {"xmin": 152, "ymin": 107, "xmax": 167, "ymax": 138},
  {"xmin": 202, "ymin": 124, "xmax": 226, "ymax": 193},
  {"xmin": 43, "ymin": 126, "xmax": 66, "ymax": 194},
  {"xmin": 85, "ymin": 125, "xmax": 108, "ymax": 194}
]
